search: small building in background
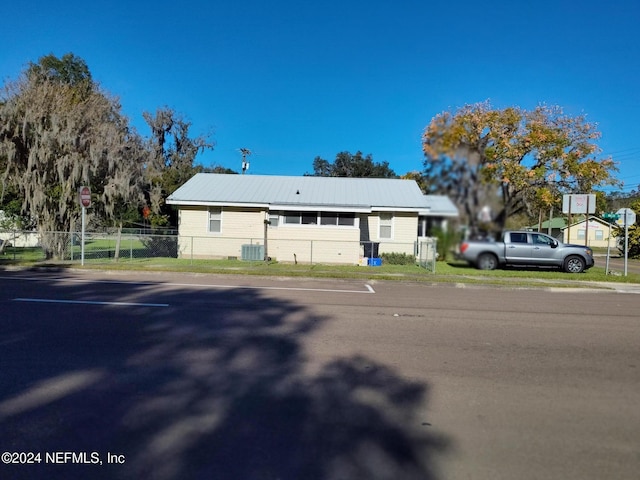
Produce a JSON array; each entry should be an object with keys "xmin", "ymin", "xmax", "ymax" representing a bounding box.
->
[
  {"xmin": 525, "ymin": 217, "xmax": 567, "ymax": 240},
  {"xmin": 561, "ymin": 216, "xmax": 617, "ymax": 248}
]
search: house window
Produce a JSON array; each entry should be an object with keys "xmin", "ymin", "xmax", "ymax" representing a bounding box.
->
[
  {"xmin": 282, "ymin": 211, "xmax": 356, "ymax": 227},
  {"xmin": 301, "ymin": 212, "xmax": 317, "ymax": 224},
  {"xmin": 208, "ymin": 207, "xmax": 222, "ymax": 233},
  {"xmin": 338, "ymin": 213, "xmax": 355, "ymax": 226},
  {"xmin": 595, "ymin": 230, "xmax": 604, "ymax": 241},
  {"xmin": 284, "ymin": 211, "xmax": 317, "ymax": 224},
  {"xmin": 319, "ymin": 212, "xmax": 355, "ymax": 226},
  {"xmin": 268, "ymin": 214, "xmax": 279, "ymax": 227},
  {"xmin": 379, "ymin": 213, "xmax": 392, "ymax": 239},
  {"xmin": 321, "ymin": 212, "xmax": 338, "ymax": 225},
  {"xmin": 284, "ymin": 213, "xmax": 300, "ymax": 224},
  {"xmin": 577, "ymin": 229, "xmax": 586, "ymax": 240}
]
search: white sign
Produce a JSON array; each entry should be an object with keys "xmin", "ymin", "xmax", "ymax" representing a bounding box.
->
[
  {"xmin": 562, "ymin": 194, "xmax": 596, "ymax": 214},
  {"xmin": 616, "ymin": 208, "xmax": 636, "ymax": 227}
]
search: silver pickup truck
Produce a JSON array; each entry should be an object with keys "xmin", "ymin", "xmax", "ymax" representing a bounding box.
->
[{"xmin": 458, "ymin": 231, "xmax": 595, "ymax": 273}]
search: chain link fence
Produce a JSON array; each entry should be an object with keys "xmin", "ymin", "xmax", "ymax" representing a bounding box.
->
[
  {"xmin": 1, "ymin": 229, "xmax": 439, "ymax": 271},
  {"xmin": 417, "ymin": 238, "xmax": 438, "ymax": 272},
  {"xmin": 0, "ymin": 230, "xmax": 178, "ymax": 263}
]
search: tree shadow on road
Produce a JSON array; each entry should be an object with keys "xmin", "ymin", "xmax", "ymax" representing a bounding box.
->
[{"xmin": 0, "ymin": 272, "xmax": 448, "ymax": 479}]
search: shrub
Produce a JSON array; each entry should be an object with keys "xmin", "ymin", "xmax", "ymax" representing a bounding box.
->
[
  {"xmin": 431, "ymin": 227, "xmax": 461, "ymax": 261},
  {"xmin": 380, "ymin": 252, "xmax": 416, "ymax": 265}
]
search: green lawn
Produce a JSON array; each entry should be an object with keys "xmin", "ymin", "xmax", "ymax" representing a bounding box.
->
[{"xmin": 2, "ymin": 245, "xmax": 639, "ymax": 287}]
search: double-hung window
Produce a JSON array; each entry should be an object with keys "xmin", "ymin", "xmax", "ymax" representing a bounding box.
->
[
  {"xmin": 208, "ymin": 207, "xmax": 222, "ymax": 233},
  {"xmin": 379, "ymin": 213, "xmax": 392, "ymax": 239}
]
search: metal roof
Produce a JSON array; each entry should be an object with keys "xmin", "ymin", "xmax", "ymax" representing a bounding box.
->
[
  {"xmin": 419, "ymin": 195, "xmax": 459, "ymax": 217},
  {"xmin": 169, "ymin": 174, "xmax": 415, "ymax": 209},
  {"xmin": 167, "ymin": 173, "xmax": 459, "ymax": 216}
]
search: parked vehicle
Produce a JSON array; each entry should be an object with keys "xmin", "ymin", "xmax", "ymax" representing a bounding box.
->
[{"xmin": 458, "ymin": 231, "xmax": 595, "ymax": 273}]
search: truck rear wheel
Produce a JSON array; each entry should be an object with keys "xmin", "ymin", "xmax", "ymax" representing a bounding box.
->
[
  {"xmin": 477, "ymin": 253, "xmax": 498, "ymax": 270},
  {"xmin": 564, "ymin": 255, "xmax": 585, "ymax": 273}
]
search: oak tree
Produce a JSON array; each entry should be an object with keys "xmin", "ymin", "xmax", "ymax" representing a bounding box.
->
[
  {"xmin": 308, "ymin": 151, "xmax": 397, "ymax": 178},
  {"xmin": 143, "ymin": 107, "xmax": 214, "ymax": 227},
  {"xmin": 0, "ymin": 53, "xmax": 145, "ymax": 258},
  {"xmin": 422, "ymin": 101, "xmax": 619, "ymax": 234}
]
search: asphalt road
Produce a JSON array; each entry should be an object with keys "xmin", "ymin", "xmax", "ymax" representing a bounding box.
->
[
  {"xmin": 0, "ymin": 270, "xmax": 638, "ymax": 480},
  {"xmin": 597, "ymin": 253, "xmax": 640, "ymax": 275}
]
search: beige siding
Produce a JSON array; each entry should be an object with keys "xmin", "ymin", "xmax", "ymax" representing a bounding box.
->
[
  {"xmin": 388, "ymin": 212, "xmax": 418, "ymax": 242},
  {"xmin": 563, "ymin": 220, "xmax": 617, "ymax": 248},
  {"xmin": 179, "ymin": 236, "xmax": 265, "ymax": 260},
  {"xmin": 221, "ymin": 207, "xmax": 265, "ymax": 237},
  {"xmin": 177, "ymin": 206, "xmax": 362, "ymax": 263},
  {"xmin": 177, "ymin": 207, "xmax": 419, "ymax": 263},
  {"xmin": 177, "ymin": 207, "xmax": 206, "ymax": 237},
  {"xmin": 178, "ymin": 206, "xmax": 264, "ymax": 237},
  {"xmin": 178, "ymin": 207, "xmax": 267, "ymax": 259},
  {"xmin": 362, "ymin": 212, "xmax": 417, "ymax": 256},
  {"xmin": 269, "ymin": 223, "xmax": 360, "ymax": 263}
]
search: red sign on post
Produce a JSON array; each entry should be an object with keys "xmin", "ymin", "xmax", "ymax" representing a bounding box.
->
[{"xmin": 79, "ymin": 186, "xmax": 91, "ymax": 208}]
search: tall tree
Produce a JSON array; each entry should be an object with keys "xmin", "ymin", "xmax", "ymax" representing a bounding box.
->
[
  {"xmin": 0, "ymin": 53, "xmax": 145, "ymax": 258},
  {"xmin": 401, "ymin": 171, "xmax": 429, "ymax": 194},
  {"xmin": 422, "ymin": 102, "xmax": 619, "ymax": 234},
  {"xmin": 307, "ymin": 151, "xmax": 397, "ymax": 178},
  {"xmin": 143, "ymin": 107, "xmax": 214, "ymax": 227},
  {"xmin": 27, "ymin": 53, "xmax": 93, "ymax": 91}
]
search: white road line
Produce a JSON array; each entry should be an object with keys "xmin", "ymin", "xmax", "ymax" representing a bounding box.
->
[
  {"xmin": 207, "ymin": 283, "xmax": 375, "ymax": 294},
  {"xmin": 13, "ymin": 298, "xmax": 169, "ymax": 307},
  {"xmin": 2, "ymin": 275, "xmax": 375, "ymax": 294}
]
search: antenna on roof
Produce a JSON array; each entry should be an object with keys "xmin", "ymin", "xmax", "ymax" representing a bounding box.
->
[{"xmin": 239, "ymin": 148, "xmax": 252, "ymax": 174}]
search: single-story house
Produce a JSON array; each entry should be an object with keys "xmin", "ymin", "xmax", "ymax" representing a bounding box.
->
[
  {"xmin": 166, "ymin": 173, "xmax": 458, "ymax": 264},
  {"xmin": 561, "ymin": 216, "xmax": 618, "ymax": 248}
]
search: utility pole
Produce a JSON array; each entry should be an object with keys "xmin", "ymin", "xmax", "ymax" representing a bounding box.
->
[{"xmin": 240, "ymin": 148, "xmax": 251, "ymax": 174}]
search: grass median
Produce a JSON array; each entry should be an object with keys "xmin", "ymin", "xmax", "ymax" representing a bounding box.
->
[{"xmin": 4, "ymin": 254, "xmax": 637, "ymax": 290}]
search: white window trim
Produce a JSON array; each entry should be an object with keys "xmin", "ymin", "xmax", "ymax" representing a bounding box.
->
[
  {"xmin": 378, "ymin": 212, "xmax": 393, "ymax": 240},
  {"xmin": 208, "ymin": 207, "xmax": 222, "ymax": 234},
  {"xmin": 268, "ymin": 213, "xmax": 279, "ymax": 227}
]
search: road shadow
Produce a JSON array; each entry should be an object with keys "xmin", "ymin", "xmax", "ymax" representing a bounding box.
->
[{"xmin": 0, "ymin": 272, "xmax": 448, "ymax": 479}]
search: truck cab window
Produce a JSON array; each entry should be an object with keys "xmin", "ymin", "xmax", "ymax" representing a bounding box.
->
[{"xmin": 510, "ymin": 233, "xmax": 528, "ymax": 243}]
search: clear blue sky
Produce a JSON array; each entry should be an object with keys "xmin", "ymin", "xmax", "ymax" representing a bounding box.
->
[{"xmin": 2, "ymin": 0, "xmax": 639, "ymax": 193}]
